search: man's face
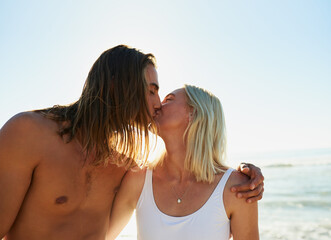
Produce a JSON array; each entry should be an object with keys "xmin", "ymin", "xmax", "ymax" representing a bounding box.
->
[{"xmin": 144, "ymin": 64, "xmax": 161, "ymax": 119}]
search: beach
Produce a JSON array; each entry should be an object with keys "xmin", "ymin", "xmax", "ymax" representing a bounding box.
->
[{"xmin": 117, "ymin": 148, "xmax": 331, "ymax": 240}]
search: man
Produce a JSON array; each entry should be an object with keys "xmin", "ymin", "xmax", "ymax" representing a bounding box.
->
[{"xmin": 0, "ymin": 45, "xmax": 263, "ymax": 239}]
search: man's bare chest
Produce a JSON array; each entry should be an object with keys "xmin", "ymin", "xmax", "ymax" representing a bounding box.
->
[{"xmin": 24, "ymin": 149, "xmax": 127, "ymax": 216}]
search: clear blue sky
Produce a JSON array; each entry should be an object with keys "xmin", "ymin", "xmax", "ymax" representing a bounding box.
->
[{"xmin": 1, "ymin": 0, "xmax": 330, "ymax": 155}]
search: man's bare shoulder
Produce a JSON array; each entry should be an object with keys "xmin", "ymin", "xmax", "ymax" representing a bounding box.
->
[
  {"xmin": 2, "ymin": 111, "xmax": 55, "ymax": 134},
  {"xmin": 0, "ymin": 112, "xmax": 58, "ymax": 165}
]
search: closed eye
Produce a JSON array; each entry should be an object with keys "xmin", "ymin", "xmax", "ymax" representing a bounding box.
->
[
  {"xmin": 162, "ymin": 93, "xmax": 175, "ymax": 103},
  {"xmin": 162, "ymin": 98, "xmax": 172, "ymax": 104}
]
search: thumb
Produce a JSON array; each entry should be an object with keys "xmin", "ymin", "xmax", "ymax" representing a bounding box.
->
[{"xmin": 239, "ymin": 163, "xmax": 250, "ymax": 174}]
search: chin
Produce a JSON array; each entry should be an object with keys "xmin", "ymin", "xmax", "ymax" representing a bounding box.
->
[{"xmin": 155, "ymin": 123, "xmax": 162, "ymax": 136}]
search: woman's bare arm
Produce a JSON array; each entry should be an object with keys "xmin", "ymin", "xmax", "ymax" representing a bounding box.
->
[
  {"xmin": 107, "ymin": 169, "xmax": 146, "ymax": 240},
  {"xmin": 225, "ymin": 171, "xmax": 259, "ymax": 240}
]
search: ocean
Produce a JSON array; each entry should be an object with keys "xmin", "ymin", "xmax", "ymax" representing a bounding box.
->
[{"xmin": 117, "ymin": 148, "xmax": 331, "ymax": 240}]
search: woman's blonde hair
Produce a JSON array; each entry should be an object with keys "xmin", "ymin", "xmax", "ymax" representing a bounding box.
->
[
  {"xmin": 152, "ymin": 85, "xmax": 227, "ymax": 182},
  {"xmin": 183, "ymin": 85, "xmax": 227, "ymax": 183}
]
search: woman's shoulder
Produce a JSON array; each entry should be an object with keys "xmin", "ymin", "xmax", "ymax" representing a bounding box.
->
[
  {"xmin": 227, "ymin": 168, "xmax": 250, "ymax": 186},
  {"xmin": 119, "ymin": 167, "xmax": 148, "ymax": 198},
  {"xmin": 223, "ymin": 169, "xmax": 254, "ymax": 217},
  {"xmin": 223, "ymin": 170, "xmax": 259, "ymax": 238},
  {"xmin": 216, "ymin": 168, "xmax": 249, "ymax": 187},
  {"xmin": 123, "ymin": 167, "xmax": 147, "ymax": 186}
]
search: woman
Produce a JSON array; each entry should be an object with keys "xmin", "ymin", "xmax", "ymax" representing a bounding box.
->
[{"xmin": 108, "ymin": 85, "xmax": 259, "ymax": 239}]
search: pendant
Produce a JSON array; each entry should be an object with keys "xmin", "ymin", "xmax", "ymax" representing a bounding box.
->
[{"xmin": 177, "ymin": 198, "xmax": 182, "ymax": 204}]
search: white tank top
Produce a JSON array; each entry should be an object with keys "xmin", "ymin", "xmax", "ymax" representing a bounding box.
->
[{"xmin": 136, "ymin": 168, "xmax": 234, "ymax": 240}]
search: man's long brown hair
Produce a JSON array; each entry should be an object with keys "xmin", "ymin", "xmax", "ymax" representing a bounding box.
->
[{"xmin": 36, "ymin": 45, "xmax": 156, "ymax": 167}]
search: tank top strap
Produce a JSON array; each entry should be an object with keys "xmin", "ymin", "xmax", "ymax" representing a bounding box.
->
[
  {"xmin": 146, "ymin": 169, "xmax": 153, "ymax": 192},
  {"xmin": 213, "ymin": 168, "xmax": 234, "ymax": 198}
]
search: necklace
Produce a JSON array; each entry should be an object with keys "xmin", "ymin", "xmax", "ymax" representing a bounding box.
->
[{"xmin": 171, "ymin": 183, "xmax": 192, "ymax": 204}]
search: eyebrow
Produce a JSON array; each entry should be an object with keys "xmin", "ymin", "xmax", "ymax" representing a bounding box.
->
[
  {"xmin": 149, "ymin": 83, "xmax": 159, "ymax": 91},
  {"xmin": 165, "ymin": 93, "xmax": 175, "ymax": 98}
]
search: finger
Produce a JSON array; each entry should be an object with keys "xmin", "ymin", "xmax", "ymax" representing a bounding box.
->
[
  {"xmin": 237, "ymin": 162, "xmax": 246, "ymax": 170},
  {"xmin": 246, "ymin": 189, "xmax": 264, "ymax": 203},
  {"xmin": 248, "ymin": 174, "xmax": 264, "ymax": 191},
  {"xmin": 242, "ymin": 164, "xmax": 263, "ymax": 189},
  {"xmin": 236, "ymin": 184, "xmax": 263, "ymax": 199},
  {"xmin": 231, "ymin": 179, "xmax": 254, "ymax": 192},
  {"xmin": 237, "ymin": 163, "xmax": 250, "ymax": 171},
  {"xmin": 236, "ymin": 164, "xmax": 251, "ymax": 180},
  {"xmin": 250, "ymin": 172, "xmax": 265, "ymax": 189},
  {"xmin": 241, "ymin": 166, "xmax": 251, "ymax": 175},
  {"xmin": 250, "ymin": 181, "xmax": 264, "ymax": 194}
]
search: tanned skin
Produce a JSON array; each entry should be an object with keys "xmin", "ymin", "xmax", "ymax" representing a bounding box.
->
[
  {"xmin": 0, "ymin": 64, "xmax": 162, "ymax": 240},
  {"xmin": 0, "ymin": 64, "xmax": 263, "ymax": 239},
  {"xmin": 0, "ymin": 112, "xmax": 127, "ymax": 240}
]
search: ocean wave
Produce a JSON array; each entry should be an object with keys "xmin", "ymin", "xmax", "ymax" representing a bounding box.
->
[
  {"xmin": 261, "ymin": 159, "xmax": 331, "ymax": 168},
  {"xmin": 230, "ymin": 148, "xmax": 331, "ymax": 168},
  {"xmin": 261, "ymin": 200, "xmax": 331, "ymax": 209},
  {"xmin": 264, "ymin": 163, "xmax": 294, "ymax": 168}
]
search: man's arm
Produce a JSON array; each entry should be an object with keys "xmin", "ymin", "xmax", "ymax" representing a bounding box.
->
[
  {"xmin": 0, "ymin": 113, "xmax": 39, "ymax": 237},
  {"xmin": 231, "ymin": 163, "xmax": 264, "ymax": 203},
  {"xmin": 107, "ymin": 169, "xmax": 146, "ymax": 240}
]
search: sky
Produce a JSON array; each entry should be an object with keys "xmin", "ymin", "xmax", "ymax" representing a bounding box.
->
[{"xmin": 0, "ymin": 0, "xmax": 330, "ymax": 157}]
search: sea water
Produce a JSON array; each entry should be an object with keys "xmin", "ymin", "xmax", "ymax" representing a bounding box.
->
[{"xmin": 117, "ymin": 148, "xmax": 331, "ymax": 240}]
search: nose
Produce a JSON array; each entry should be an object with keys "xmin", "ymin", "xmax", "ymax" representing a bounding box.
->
[{"xmin": 154, "ymin": 95, "xmax": 161, "ymax": 111}]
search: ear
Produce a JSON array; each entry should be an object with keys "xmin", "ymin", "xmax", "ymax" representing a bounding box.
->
[{"xmin": 188, "ymin": 107, "xmax": 194, "ymax": 122}]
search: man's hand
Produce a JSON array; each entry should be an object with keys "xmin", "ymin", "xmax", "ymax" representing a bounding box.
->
[{"xmin": 231, "ymin": 163, "xmax": 264, "ymax": 203}]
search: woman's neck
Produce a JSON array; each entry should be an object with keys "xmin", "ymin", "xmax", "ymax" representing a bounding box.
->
[{"xmin": 160, "ymin": 138, "xmax": 195, "ymax": 182}]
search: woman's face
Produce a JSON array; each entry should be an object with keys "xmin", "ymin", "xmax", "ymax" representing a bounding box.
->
[{"xmin": 154, "ymin": 88, "xmax": 191, "ymax": 136}]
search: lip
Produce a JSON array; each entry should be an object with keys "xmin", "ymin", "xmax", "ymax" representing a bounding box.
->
[
  {"xmin": 155, "ymin": 109, "xmax": 162, "ymax": 115},
  {"xmin": 152, "ymin": 111, "xmax": 161, "ymax": 120}
]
